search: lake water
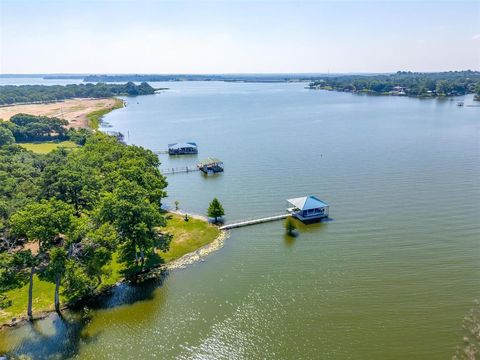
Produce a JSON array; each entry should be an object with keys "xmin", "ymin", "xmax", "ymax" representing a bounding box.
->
[{"xmin": 1, "ymin": 81, "xmax": 479, "ymax": 359}]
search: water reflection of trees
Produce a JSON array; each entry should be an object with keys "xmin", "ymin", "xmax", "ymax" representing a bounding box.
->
[{"xmin": 5, "ymin": 271, "xmax": 168, "ymax": 359}]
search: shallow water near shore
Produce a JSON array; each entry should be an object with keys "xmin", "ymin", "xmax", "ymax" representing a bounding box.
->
[{"xmin": 1, "ymin": 81, "xmax": 479, "ymax": 359}]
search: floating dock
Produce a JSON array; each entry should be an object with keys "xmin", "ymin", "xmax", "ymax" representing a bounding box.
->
[
  {"xmin": 219, "ymin": 213, "xmax": 290, "ymax": 230},
  {"xmin": 198, "ymin": 158, "xmax": 224, "ymax": 174}
]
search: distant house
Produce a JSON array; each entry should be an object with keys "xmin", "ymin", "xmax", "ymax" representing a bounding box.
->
[
  {"xmin": 168, "ymin": 142, "xmax": 198, "ymax": 155},
  {"xmin": 287, "ymin": 196, "xmax": 329, "ymax": 221},
  {"xmin": 390, "ymin": 86, "xmax": 406, "ymax": 96}
]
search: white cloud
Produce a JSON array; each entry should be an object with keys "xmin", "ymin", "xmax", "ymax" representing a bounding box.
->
[{"xmin": 472, "ymin": 34, "xmax": 480, "ymax": 40}]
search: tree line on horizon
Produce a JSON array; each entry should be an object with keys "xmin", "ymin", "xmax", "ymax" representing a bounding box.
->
[
  {"xmin": 0, "ymin": 82, "xmax": 155, "ymax": 105},
  {"xmin": 307, "ymin": 70, "xmax": 480, "ymax": 98}
]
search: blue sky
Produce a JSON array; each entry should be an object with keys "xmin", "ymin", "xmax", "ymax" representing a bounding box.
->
[{"xmin": 0, "ymin": 0, "xmax": 479, "ymax": 73}]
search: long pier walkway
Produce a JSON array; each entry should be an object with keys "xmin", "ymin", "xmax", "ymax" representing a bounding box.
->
[
  {"xmin": 160, "ymin": 166, "xmax": 199, "ymax": 175},
  {"xmin": 219, "ymin": 213, "xmax": 290, "ymax": 230}
]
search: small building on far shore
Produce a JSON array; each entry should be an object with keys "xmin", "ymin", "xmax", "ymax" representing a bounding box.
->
[
  {"xmin": 287, "ymin": 196, "xmax": 329, "ymax": 222},
  {"xmin": 168, "ymin": 142, "xmax": 198, "ymax": 155}
]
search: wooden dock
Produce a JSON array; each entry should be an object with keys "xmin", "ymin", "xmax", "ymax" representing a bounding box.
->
[
  {"xmin": 219, "ymin": 213, "xmax": 290, "ymax": 230},
  {"xmin": 160, "ymin": 166, "xmax": 199, "ymax": 175}
]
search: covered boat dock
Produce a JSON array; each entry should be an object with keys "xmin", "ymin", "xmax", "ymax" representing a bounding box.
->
[
  {"xmin": 197, "ymin": 157, "xmax": 224, "ymax": 174},
  {"xmin": 287, "ymin": 196, "xmax": 329, "ymax": 222},
  {"xmin": 168, "ymin": 142, "xmax": 198, "ymax": 155}
]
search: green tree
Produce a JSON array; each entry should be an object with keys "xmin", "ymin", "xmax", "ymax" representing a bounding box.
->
[
  {"xmin": 435, "ymin": 80, "xmax": 451, "ymax": 96},
  {"xmin": 285, "ymin": 217, "xmax": 296, "ymax": 236},
  {"xmin": 10, "ymin": 199, "xmax": 73, "ymax": 320},
  {"xmin": 78, "ymin": 222, "xmax": 117, "ymax": 288},
  {"xmin": 207, "ymin": 198, "xmax": 224, "ymax": 223},
  {"xmin": 0, "ymin": 250, "xmax": 33, "ymax": 293},
  {"xmin": 0, "ymin": 127, "xmax": 15, "ymax": 146},
  {"xmin": 42, "ymin": 156, "xmax": 99, "ymax": 216},
  {"xmin": 99, "ymin": 180, "xmax": 166, "ymax": 271},
  {"xmin": 1, "ymin": 131, "xmax": 170, "ymax": 319},
  {"xmin": 41, "ymin": 247, "xmax": 67, "ymax": 312},
  {"xmin": 62, "ymin": 260, "xmax": 97, "ymax": 302}
]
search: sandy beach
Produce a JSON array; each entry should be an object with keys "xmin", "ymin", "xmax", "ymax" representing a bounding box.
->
[{"xmin": 0, "ymin": 98, "xmax": 119, "ymax": 128}]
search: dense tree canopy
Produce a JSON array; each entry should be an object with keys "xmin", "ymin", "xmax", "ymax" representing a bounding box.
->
[
  {"xmin": 0, "ymin": 127, "xmax": 14, "ymax": 146},
  {"xmin": 0, "ymin": 82, "xmax": 155, "ymax": 105},
  {"xmin": 0, "ymin": 114, "xmax": 97, "ymax": 144},
  {"xmin": 0, "ymin": 114, "xmax": 69, "ymax": 142},
  {"xmin": 0, "ymin": 131, "xmax": 169, "ymax": 315},
  {"xmin": 308, "ymin": 71, "xmax": 480, "ymax": 98}
]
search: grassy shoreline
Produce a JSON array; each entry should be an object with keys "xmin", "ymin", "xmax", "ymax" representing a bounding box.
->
[
  {"xmin": 87, "ymin": 97, "xmax": 124, "ymax": 129},
  {"xmin": 0, "ymin": 213, "xmax": 222, "ymax": 327},
  {"xmin": 0, "ymin": 99, "xmax": 225, "ymax": 328}
]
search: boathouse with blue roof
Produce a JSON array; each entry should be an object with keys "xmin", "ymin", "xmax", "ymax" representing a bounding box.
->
[
  {"xmin": 287, "ymin": 196, "xmax": 329, "ymax": 221},
  {"xmin": 168, "ymin": 142, "xmax": 198, "ymax": 155}
]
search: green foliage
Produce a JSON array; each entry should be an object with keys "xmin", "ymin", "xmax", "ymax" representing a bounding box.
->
[
  {"xmin": 0, "ymin": 82, "xmax": 155, "ymax": 105},
  {"xmin": 0, "ymin": 213, "xmax": 218, "ymax": 323},
  {"xmin": 207, "ymin": 197, "xmax": 225, "ymax": 222},
  {"xmin": 0, "ymin": 295, "xmax": 12, "ymax": 309},
  {"xmin": 40, "ymin": 247, "xmax": 67, "ymax": 283},
  {"xmin": 86, "ymin": 98, "xmax": 124, "ymax": 129},
  {"xmin": 41, "ymin": 154, "xmax": 99, "ymax": 215},
  {"xmin": 99, "ymin": 180, "xmax": 166, "ymax": 270},
  {"xmin": 72, "ymin": 221, "xmax": 118, "ymax": 287},
  {"xmin": 308, "ymin": 71, "xmax": 480, "ymax": 97},
  {"xmin": 0, "ymin": 144, "xmax": 43, "ymax": 232},
  {"xmin": 10, "ymin": 199, "xmax": 74, "ymax": 252},
  {"xmin": 0, "ymin": 114, "xmax": 68, "ymax": 142},
  {"xmin": 0, "ymin": 130, "xmax": 169, "ymax": 319},
  {"xmin": 67, "ymin": 128, "xmax": 93, "ymax": 145},
  {"xmin": 62, "ymin": 260, "xmax": 98, "ymax": 302},
  {"xmin": 285, "ymin": 217, "xmax": 296, "ymax": 236},
  {"xmin": 0, "ymin": 250, "xmax": 33, "ymax": 292},
  {"xmin": 0, "ymin": 126, "xmax": 15, "ymax": 146}
]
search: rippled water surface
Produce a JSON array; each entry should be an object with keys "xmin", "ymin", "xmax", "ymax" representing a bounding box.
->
[{"xmin": 1, "ymin": 81, "xmax": 479, "ymax": 359}]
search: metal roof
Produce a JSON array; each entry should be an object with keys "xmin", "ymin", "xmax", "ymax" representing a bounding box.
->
[
  {"xmin": 197, "ymin": 157, "xmax": 222, "ymax": 166},
  {"xmin": 287, "ymin": 196, "xmax": 328, "ymax": 211},
  {"xmin": 168, "ymin": 142, "xmax": 197, "ymax": 150}
]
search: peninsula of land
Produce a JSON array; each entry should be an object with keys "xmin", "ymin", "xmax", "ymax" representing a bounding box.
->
[
  {"xmin": 0, "ymin": 83, "xmax": 225, "ymax": 327},
  {"xmin": 0, "ymin": 98, "xmax": 120, "ymax": 129}
]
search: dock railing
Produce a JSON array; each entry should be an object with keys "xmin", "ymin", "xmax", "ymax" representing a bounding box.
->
[
  {"xmin": 160, "ymin": 166, "xmax": 199, "ymax": 175},
  {"xmin": 219, "ymin": 213, "xmax": 290, "ymax": 230}
]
